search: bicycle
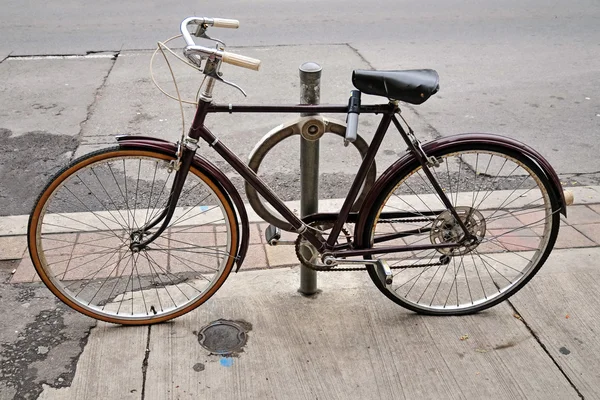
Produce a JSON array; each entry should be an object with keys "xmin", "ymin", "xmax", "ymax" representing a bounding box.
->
[{"xmin": 27, "ymin": 17, "xmax": 570, "ymax": 325}]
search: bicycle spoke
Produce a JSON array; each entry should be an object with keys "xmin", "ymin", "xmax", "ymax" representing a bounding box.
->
[
  {"xmin": 471, "ymin": 154, "xmax": 493, "ymax": 209},
  {"xmin": 142, "ymin": 250, "xmax": 182, "ymax": 308},
  {"xmin": 132, "ymin": 250, "xmax": 149, "ymax": 315},
  {"xmin": 76, "ymin": 172, "xmax": 129, "ymax": 231},
  {"xmin": 69, "ymin": 250, "xmax": 122, "ymax": 296},
  {"xmin": 143, "ymin": 249, "xmax": 202, "ymax": 296}
]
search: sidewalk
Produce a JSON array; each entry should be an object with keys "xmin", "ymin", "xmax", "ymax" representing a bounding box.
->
[
  {"xmin": 1, "ymin": 187, "xmax": 600, "ymax": 399},
  {"xmin": 2, "ymin": 43, "xmax": 600, "ymax": 399}
]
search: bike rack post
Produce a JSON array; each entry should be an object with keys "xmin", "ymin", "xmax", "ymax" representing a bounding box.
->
[{"xmin": 298, "ymin": 62, "xmax": 321, "ymax": 295}]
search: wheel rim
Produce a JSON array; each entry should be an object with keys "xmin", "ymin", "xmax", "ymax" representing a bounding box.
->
[
  {"xmin": 32, "ymin": 150, "xmax": 236, "ymax": 323},
  {"xmin": 369, "ymin": 149, "xmax": 557, "ymax": 313}
]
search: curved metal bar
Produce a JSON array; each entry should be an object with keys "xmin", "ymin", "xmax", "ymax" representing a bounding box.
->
[{"xmin": 245, "ymin": 116, "xmax": 377, "ymax": 231}]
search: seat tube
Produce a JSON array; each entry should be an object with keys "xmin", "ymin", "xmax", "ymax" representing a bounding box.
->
[{"xmin": 326, "ymin": 106, "xmax": 396, "ymax": 247}]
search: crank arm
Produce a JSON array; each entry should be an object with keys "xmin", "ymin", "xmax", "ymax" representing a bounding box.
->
[{"xmin": 322, "ymin": 256, "xmax": 392, "ymax": 286}]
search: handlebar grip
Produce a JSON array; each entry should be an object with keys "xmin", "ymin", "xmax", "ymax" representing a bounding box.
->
[
  {"xmin": 212, "ymin": 18, "xmax": 240, "ymax": 29},
  {"xmin": 345, "ymin": 113, "xmax": 359, "ymax": 143},
  {"xmin": 221, "ymin": 51, "xmax": 261, "ymax": 71}
]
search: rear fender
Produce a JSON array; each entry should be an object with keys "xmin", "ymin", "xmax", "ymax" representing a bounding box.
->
[
  {"xmin": 355, "ymin": 133, "xmax": 566, "ymax": 248},
  {"xmin": 116, "ymin": 136, "xmax": 249, "ymax": 271}
]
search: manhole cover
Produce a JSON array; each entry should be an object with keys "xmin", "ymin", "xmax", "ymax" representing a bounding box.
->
[{"xmin": 198, "ymin": 319, "xmax": 248, "ymax": 355}]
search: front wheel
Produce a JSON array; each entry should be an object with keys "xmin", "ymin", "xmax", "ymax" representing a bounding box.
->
[
  {"xmin": 28, "ymin": 147, "xmax": 238, "ymax": 325},
  {"xmin": 362, "ymin": 142, "xmax": 560, "ymax": 315}
]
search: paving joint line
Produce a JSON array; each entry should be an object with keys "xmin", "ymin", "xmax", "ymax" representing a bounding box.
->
[
  {"xmin": 7, "ymin": 51, "xmax": 119, "ymax": 60},
  {"xmin": 562, "ymin": 170, "xmax": 600, "ymax": 176},
  {"xmin": 71, "ymin": 51, "xmax": 120, "ymax": 163},
  {"xmin": 508, "ymin": 301, "xmax": 585, "ymax": 399},
  {"xmin": 570, "ymin": 224, "xmax": 599, "ymax": 246},
  {"xmin": 345, "ymin": 43, "xmax": 375, "ymax": 70},
  {"xmin": 0, "ymin": 51, "xmax": 12, "ymax": 63},
  {"xmin": 6, "ymin": 43, "xmax": 351, "ymax": 60},
  {"xmin": 140, "ymin": 325, "xmax": 152, "ymax": 399}
]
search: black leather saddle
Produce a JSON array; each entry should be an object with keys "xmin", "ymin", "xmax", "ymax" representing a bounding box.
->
[{"xmin": 352, "ymin": 69, "xmax": 439, "ymax": 105}]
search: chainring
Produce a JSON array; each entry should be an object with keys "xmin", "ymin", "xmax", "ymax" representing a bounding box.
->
[{"xmin": 294, "ymin": 221, "xmax": 352, "ymax": 271}]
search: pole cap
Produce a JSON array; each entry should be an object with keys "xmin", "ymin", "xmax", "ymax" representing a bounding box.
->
[{"xmin": 299, "ymin": 62, "xmax": 322, "ymax": 76}]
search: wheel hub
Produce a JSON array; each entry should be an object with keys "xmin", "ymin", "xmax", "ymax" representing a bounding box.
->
[
  {"xmin": 430, "ymin": 206, "xmax": 486, "ymax": 255},
  {"xmin": 129, "ymin": 230, "xmax": 146, "ymax": 252}
]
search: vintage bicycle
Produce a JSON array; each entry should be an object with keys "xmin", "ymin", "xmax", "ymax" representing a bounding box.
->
[{"xmin": 28, "ymin": 17, "xmax": 569, "ymax": 325}]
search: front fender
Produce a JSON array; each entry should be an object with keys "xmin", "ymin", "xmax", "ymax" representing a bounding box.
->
[
  {"xmin": 356, "ymin": 133, "xmax": 566, "ymax": 248},
  {"xmin": 116, "ymin": 135, "xmax": 249, "ymax": 271}
]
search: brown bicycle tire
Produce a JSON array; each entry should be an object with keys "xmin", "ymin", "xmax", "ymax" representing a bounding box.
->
[{"xmin": 28, "ymin": 147, "xmax": 238, "ymax": 325}]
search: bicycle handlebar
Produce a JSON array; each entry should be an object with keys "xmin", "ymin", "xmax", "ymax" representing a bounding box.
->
[
  {"xmin": 180, "ymin": 17, "xmax": 261, "ymax": 71},
  {"xmin": 180, "ymin": 17, "xmax": 238, "ymax": 46}
]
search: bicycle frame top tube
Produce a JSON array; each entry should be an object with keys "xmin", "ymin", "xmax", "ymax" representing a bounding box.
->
[{"xmin": 206, "ymin": 103, "xmax": 393, "ymax": 114}]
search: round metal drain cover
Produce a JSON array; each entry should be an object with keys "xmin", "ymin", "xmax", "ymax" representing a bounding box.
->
[{"xmin": 198, "ymin": 319, "xmax": 248, "ymax": 355}]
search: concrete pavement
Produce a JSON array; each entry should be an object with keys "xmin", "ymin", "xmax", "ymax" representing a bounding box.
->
[{"xmin": 2, "ymin": 187, "xmax": 600, "ymax": 398}]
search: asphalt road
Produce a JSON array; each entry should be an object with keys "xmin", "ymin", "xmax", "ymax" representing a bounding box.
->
[{"xmin": 1, "ymin": 1, "xmax": 598, "ymax": 53}]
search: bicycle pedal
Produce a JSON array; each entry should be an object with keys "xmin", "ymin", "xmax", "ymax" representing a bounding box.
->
[
  {"xmin": 374, "ymin": 260, "xmax": 393, "ymax": 288},
  {"xmin": 265, "ymin": 224, "xmax": 281, "ymax": 246}
]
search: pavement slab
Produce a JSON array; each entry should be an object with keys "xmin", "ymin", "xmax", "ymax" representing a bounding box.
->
[
  {"xmin": 0, "ymin": 271, "xmax": 96, "ymax": 400},
  {"xmin": 351, "ymin": 39, "xmax": 600, "ymax": 176},
  {"xmin": 37, "ymin": 322, "xmax": 148, "ymax": 400},
  {"xmin": 510, "ymin": 247, "xmax": 600, "ymax": 399},
  {"xmin": 2, "ymin": 197, "xmax": 600, "ymax": 398},
  {"xmin": 0, "ymin": 235, "xmax": 27, "ymax": 260},
  {"xmin": 34, "ymin": 266, "xmax": 580, "ymax": 399},
  {"xmin": 0, "ymin": 56, "xmax": 116, "ymax": 216},
  {"xmin": 0, "ymin": 56, "xmax": 115, "ymax": 138},
  {"xmin": 74, "ymin": 45, "xmax": 437, "ymax": 204}
]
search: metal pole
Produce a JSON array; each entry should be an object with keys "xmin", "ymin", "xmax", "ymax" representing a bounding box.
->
[{"xmin": 298, "ymin": 62, "xmax": 321, "ymax": 295}]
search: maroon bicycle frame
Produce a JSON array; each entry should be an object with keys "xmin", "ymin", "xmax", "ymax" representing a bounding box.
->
[
  {"xmin": 135, "ymin": 96, "xmax": 565, "ymax": 259},
  {"xmin": 170, "ymin": 98, "xmax": 462, "ymax": 256}
]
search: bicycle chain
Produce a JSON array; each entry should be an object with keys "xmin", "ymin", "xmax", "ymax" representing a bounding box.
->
[
  {"xmin": 379, "ymin": 217, "xmax": 435, "ymax": 224},
  {"xmin": 296, "ymin": 218, "xmax": 443, "ymax": 272},
  {"xmin": 302, "ymin": 261, "xmax": 447, "ymax": 272}
]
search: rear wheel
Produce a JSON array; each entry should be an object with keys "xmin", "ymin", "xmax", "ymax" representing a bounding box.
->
[
  {"xmin": 28, "ymin": 147, "xmax": 238, "ymax": 325},
  {"xmin": 362, "ymin": 142, "xmax": 560, "ymax": 315}
]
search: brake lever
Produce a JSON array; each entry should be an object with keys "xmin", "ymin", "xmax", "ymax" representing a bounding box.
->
[
  {"xmin": 207, "ymin": 71, "xmax": 247, "ymax": 97},
  {"xmin": 193, "ymin": 24, "xmax": 226, "ymax": 47}
]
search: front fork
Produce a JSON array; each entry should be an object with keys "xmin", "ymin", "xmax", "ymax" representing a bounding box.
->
[
  {"xmin": 392, "ymin": 115, "xmax": 475, "ymax": 242},
  {"xmin": 129, "ymin": 143, "xmax": 197, "ymax": 252}
]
